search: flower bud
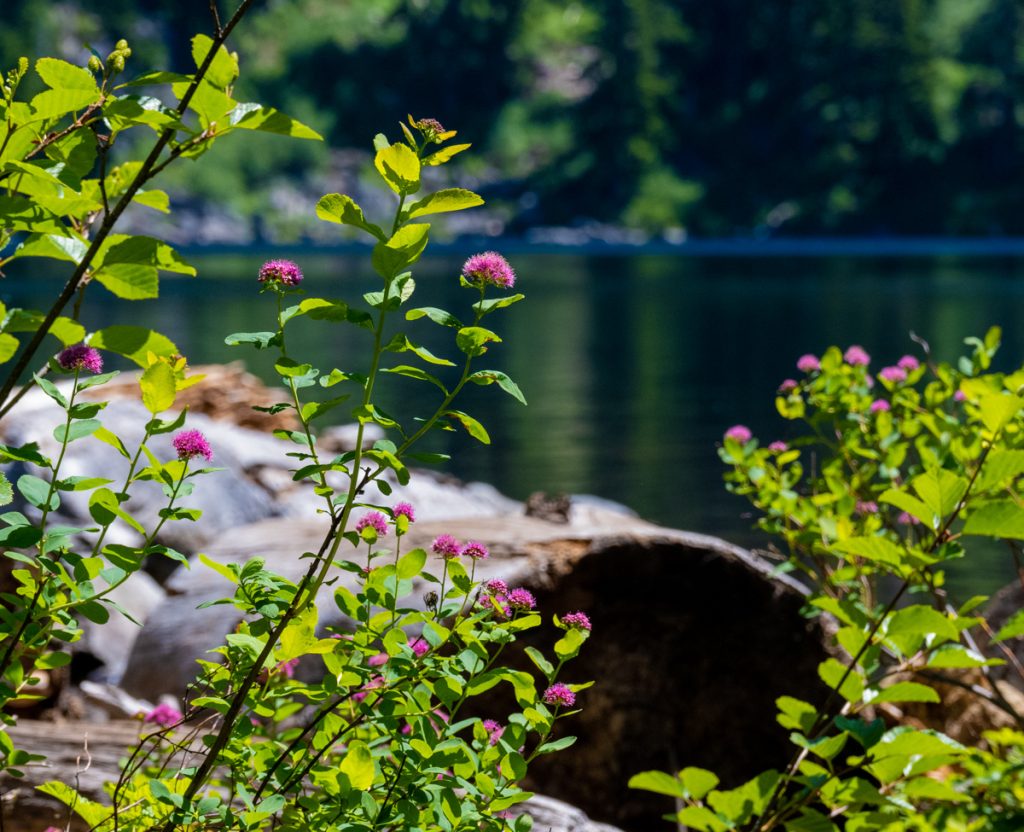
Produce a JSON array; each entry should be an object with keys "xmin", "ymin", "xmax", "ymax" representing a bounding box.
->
[
  {"xmin": 109, "ymin": 54, "xmax": 125, "ymax": 73},
  {"xmin": 88, "ymin": 55, "xmax": 102, "ymax": 73},
  {"xmin": 115, "ymin": 39, "xmax": 129, "ymax": 51}
]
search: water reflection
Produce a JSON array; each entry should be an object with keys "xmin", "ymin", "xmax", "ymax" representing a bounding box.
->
[{"xmin": 6, "ymin": 252, "xmax": 1024, "ymax": 599}]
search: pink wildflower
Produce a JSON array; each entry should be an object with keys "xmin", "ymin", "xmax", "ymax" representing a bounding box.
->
[
  {"xmin": 778, "ymin": 379, "xmax": 798, "ymax": 393},
  {"xmin": 462, "ymin": 251, "xmax": 516, "ymax": 289},
  {"xmin": 258, "ymin": 259, "xmax": 303, "ymax": 287},
  {"xmin": 898, "ymin": 511, "xmax": 921, "ymax": 526},
  {"xmin": 482, "ymin": 719, "xmax": 504, "ymax": 745},
  {"xmin": 724, "ymin": 424, "xmax": 752, "ymax": 443},
  {"xmin": 355, "ymin": 511, "xmax": 388, "ymax": 537},
  {"xmin": 870, "ymin": 399, "xmax": 891, "ymax": 413},
  {"xmin": 855, "ymin": 501, "xmax": 879, "ymax": 516},
  {"xmin": 897, "ymin": 355, "xmax": 920, "ymax": 371},
  {"xmin": 796, "ymin": 354, "xmax": 821, "ymax": 373},
  {"xmin": 432, "ymin": 534, "xmax": 462, "ymax": 559},
  {"xmin": 392, "ymin": 502, "xmax": 416, "ymax": 522},
  {"xmin": 768, "ymin": 441, "xmax": 788, "ymax": 452},
  {"xmin": 462, "ymin": 540, "xmax": 489, "ymax": 560},
  {"xmin": 57, "ymin": 344, "xmax": 103, "ymax": 374},
  {"xmin": 543, "ymin": 683, "xmax": 576, "ymax": 708},
  {"xmin": 561, "ymin": 611, "xmax": 592, "ymax": 631},
  {"xmin": 408, "ymin": 637, "xmax": 430, "ymax": 657},
  {"xmin": 367, "ymin": 652, "xmax": 389, "ymax": 667},
  {"xmin": 507, "ymin": 588, "xmax": 536, "ymax": 611},
  {"xmin": 844, "ymin": 345, "xmax": 871, "ymax": 366},
  {"xmin": 481, "ymin": 594, "xmax": 510, "ymax": 618},
  {"xmin": 143, "ymin": 702, "xmax": 183, "ymax": 728},
  {"xmin": 485, "ymin": 579, "xmax": 508, "ymax": 596},
  {"xmin": 276, "ymin": 658, "xmax": 299, "ymax": 679},
  {"xmin": 172, "ymin": 429, "xmax": 212, "ymax": 462},
  {"xmin": 954, "ymin": 389, "xmax": 966, "ymax": 402},
  {"xmin": 878, "ymin": 366, "xmax": 907, "ymax": 383}
]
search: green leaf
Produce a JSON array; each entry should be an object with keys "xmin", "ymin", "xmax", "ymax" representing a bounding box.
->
[
  {"xmin": 93, "ymin": 263, "xmax": 158, "ymax": 300},
  {"xmin": 865, "ymin": 682, "xmax": 940, "ymax": 704},
  {"xmin": 776, "ymin": 696, "xmax": 817, "ymax": 733},
  {"xmin": 405, "ymin": 306, "xmax": 462, "ymax": 328},
  {"xmin": 474, "ymin": 293, "xmax": 526, "ymax": 315},
  {"xmin": 977, "ymin": 449, "xmax": 1024, "ymax": 492},
  {"xmin": 89, "ymin": 487, "xmax": 145, "ymax": 534},
  {"xmin": 191, "ymin": 34, "xmax": 239, "ymax": 89},
  {"xmin": 885, "ymin": 605, "xmax": 959, "ymax": 656},
  {"xmin": 423, "ymin": 143, "xmax": 471, "ymax": 166},
  {"xmin": 468, "ymin": 370, "xmax": 526, "ymax": 405},
  {"xmin": 995, "ymin": 610, "xmax": 1024, "ymax": 642},
  {"xmin": 963, "ymin": 500, "xmax": 1024, "ymax": 540},
  {"xmin": 229, "ymin": 103, "xmax": 322, "ymax": 140},
  {"xmin": 0, "ymin": 473, "xmax": 11, "ymax": 507},
  {"xmin": 445, "ymin": 410, "xmax": 490, "ymax": 444},
  {"xmin": 372, "ymin": 223, "xmax": 430, "ymax": 279},
  {"xmin": 374, "ymin": 142, "xmax": 420, "ymax": 194},
  {"xmin": 140, "ymin": 361, "xmax": 176, "ymax": 414},
  {"xmin": 817, "ymin": 658, "xmax": 864, "ymax": 703},
  {"xmin": 406, "ymin": 188, "xmax": 483, "ymax": 219},
  {"xmin": 706, "ymin": 770, "xmax": 780, "ymax": 825},
  {"xmin": 830, "ymin": 536, "xmax": 904, "ymax": 567},
  {"xmin": 977, "ymin": 390, "xmax": 1024, "ymax": 433},
  {"xmin": 340, "ymin": 740, "xmax": 375, "ymax": 790},
  {"xmin": 878, "ymin": 489, "xmax": 935, "ymax": 528},
  {"xmin": 53, "ymin": 419, "xmax": 100, "ymax": 443},
  {"xmin": 0, "ymin": 334, "xmax": 18, "ymax": 364},
  {"xmin": 384, "ymin": 364, "xmax": 447, "ymax": 392},
  {"xmin": 224, "ymin": 331, "xmax": 279, "ymax": 349},
  {"xmin": 456, "ymin": 327, "xmax": 502, "ymax": 357},
  {"xmin": 315, "ymin": 193, "xmax": 385, "ymax": 240},
  {"xmin": 396, "ymin": 547, "xmax": 426, "ymax": 579},
  {"xmin": 97, "ymin": 234, "xmax": 195, "ymax": 276},
  {"xmin": 36, "ymin": 781, "xmax": 111, "ymax": 827},
  {"xmin": 36, "ymin": 58, "xmax": 99, "ymax": 92},
  {"xmin": 30, "ymin": 88, "xmax": 97, "ymax": 121},
  {"xmin": 16, "ymin": 474, "xmax": 57, "ymax": 511},
  {"xmin": 90, "ymin": 326, "xmax": 177, "ymax": 366},
  {"xmin": 536, "ymin": 736, "xmax": 577, "ymax": 755},
  {"xmin": 911, "ymin": 468, "xmax": 968, "ymax": 521}
]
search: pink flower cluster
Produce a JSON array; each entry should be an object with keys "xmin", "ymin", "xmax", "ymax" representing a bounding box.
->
[
  {"xmin": 768, "ymin": 441, "xmax": 788, "ymax": 452},
  {"xmin": 57, "ymin": 344, "xmax": 103, "ymax": 374},
  {"xmin": 543, "ymin": 683, "xmax": 576, "ymax": 708},
  {"xmin": 796, "ymin": 354, "xmax": 820, "ymax": 373},
  {"xmin": 430, "ymin": 534, "xmax": 489, "ymax": 560},
  {"xmin": 143, "ymin": 702, "xmax": 183, "ymax": 728},
  {"xmin": 898, "ymin": 355, "xmax": 920, "ymax": 371},
  {"xmin": 172, "ymin": 429, "xmax": 212, "ymax": 462},
  {"xmin": 258, "ymin": 259, "xmax": 303, "ymax": 287},
  {"xmin": 356, "ymin": 511, "xmax": 389, "ymax": 537},
  {"xmin": 561, "ymin": 611, "xmax": 592, "ymax": 631},
  {"xmin": 869, "ymin": 399, "xmax": 890, "ymax": 413},
  {"xmin": 724, "ymin": 425, "xmax": 752, "ymax": 443},
  {"xmin": 462, "ymin": 251, "xmax": 516, "ymax": 289},
  {"xmin": 878, "ymin": 365, "xmax": 907, "ymax": 383},
  {"xmin": 480, "ymin": 579, "xmax": 535, "ymax": 618},
  {"xmin": 392, "ymin": 502, "xmax": 416, "ymax": 522},
  {"xmin": 482, "ymin": 718, "xmax": 504, "ymax": 745},
  {"xmin": 844, "ymin": 345, "xmax": 871, "ymax": 366}
]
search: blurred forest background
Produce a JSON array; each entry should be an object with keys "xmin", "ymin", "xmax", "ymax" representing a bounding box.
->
[{"xmin": 4, "ymin": 0, "xmax": 1024, "ymax": 242}]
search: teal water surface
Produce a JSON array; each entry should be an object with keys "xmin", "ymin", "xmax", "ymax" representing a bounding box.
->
[{"xmin": 8, "ymin": 252, "xmax": 1024, "ymax": 600}]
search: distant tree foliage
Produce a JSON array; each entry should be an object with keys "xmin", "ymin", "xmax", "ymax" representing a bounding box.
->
[{"xmin": 4, "ymin": 0, "xmax": 1023, "ymax": 235}]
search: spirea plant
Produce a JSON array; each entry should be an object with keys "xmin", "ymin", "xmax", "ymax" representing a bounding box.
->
[
  {"xmin": 2, "ymin": 74, "xmax": 591, "ymax": 825},
  {"xmin": 631, "ymin": 328, "xmax": 1024, "ymax": 830}
]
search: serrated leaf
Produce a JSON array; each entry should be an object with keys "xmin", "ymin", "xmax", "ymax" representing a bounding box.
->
[
  {"xmin": 0, "ymin": 334, "xmax": 18, "ymax": 364},
  {"xmin": 995, "ymin": 610, "xmax": 1024, "ymax": 642},
  {"xmin": 0, "ymin": 473, "xmax": 11, "ymax": 507},
  {"xmin": 830, "ymin": 536, "xmax": 904, "ymax": 566},
  {"xmin": 340, "ymin": 740, "xmax": 375, "ymax": 790},
  {"xmin": 36, "ymin": 57, "xmax": 98, "ymax": 91},
  {"xmin": 963, "ymin": 500, "xmax": 1024, "ymax": 540},
  {"xmin": 191, "ymin": 34, "xmax": 239, "ymax": 89},
  {"xmin": 865, "ymin": 682, "xmax": 940, "ymax": 704}
]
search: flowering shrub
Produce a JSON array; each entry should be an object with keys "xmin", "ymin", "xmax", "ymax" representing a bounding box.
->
[
  {"xmin": 0, "ymin": 22, "xmax": 591, "ymax": 823},
  {"xmin": 631, "ymin": 327, "xmax": 1024, "ymax": 829}
]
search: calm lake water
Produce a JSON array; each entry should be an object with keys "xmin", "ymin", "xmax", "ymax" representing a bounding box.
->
[{"xmin": 8, "ymin": 251, "xmax": 1024, "ymax": 599}]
